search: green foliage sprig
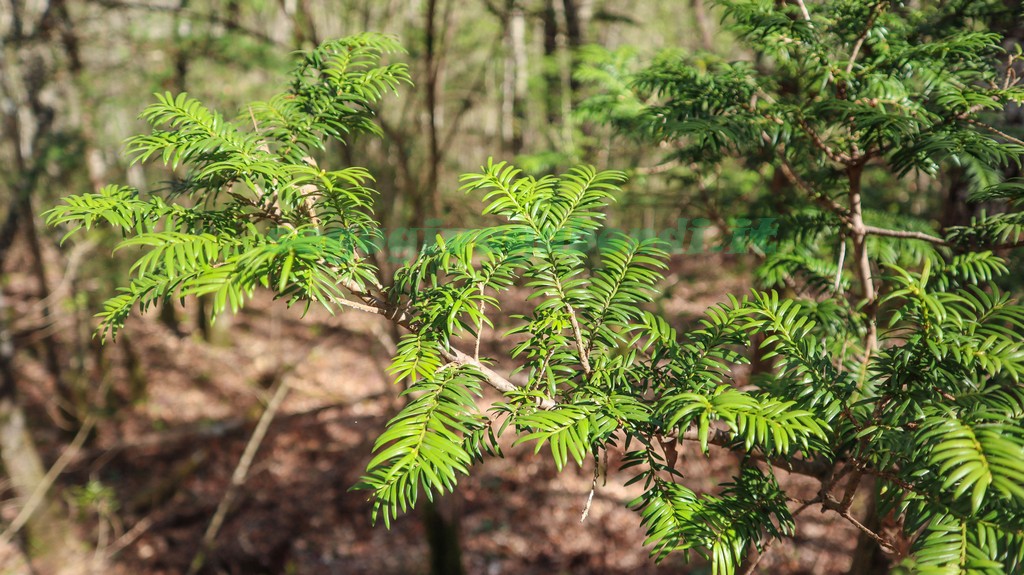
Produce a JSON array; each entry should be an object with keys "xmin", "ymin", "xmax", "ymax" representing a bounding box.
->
[{"xmin": 47, "ymin": 33, "xmax": 407, "ymax": 339}]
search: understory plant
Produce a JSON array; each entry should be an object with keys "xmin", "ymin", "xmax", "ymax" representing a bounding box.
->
[{"xmin": 47, "ymin": 10, "xmax": 1024, "ymax": 574}]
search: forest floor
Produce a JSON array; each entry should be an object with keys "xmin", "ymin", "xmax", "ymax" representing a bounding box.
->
[{"xmin": 1, "ymin": 253, "xmax": 862, "ymax": 575}]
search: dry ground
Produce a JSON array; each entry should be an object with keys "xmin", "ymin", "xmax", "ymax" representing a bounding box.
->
[{"xmin": 1, "ymin": 254, "xmax": 862, "ymax": 574}]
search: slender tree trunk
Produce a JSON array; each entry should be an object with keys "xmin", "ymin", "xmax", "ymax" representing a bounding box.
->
[
  {"xmin": 0, "ymin": 293, "xmax": 87, "ymax": 574},
  {"xmin": 423, "ymin": 498, "xmax": 464, "ymax": 575},
  {"xmin": 418, "ymin": 4, "xmax": 463, "ymax": 573},
  {"xmin": 847, "ymin": 163, "xmax": 877, "ymax": 353},
  {"xmin": 0, "ymin": 3, "xmax": 97, "ymax": 571},
  {"xmin": 846, "ymin": 481, "xmax": 890, "ymax": 575},
  {"xmin": 419, "ymin": 0, "xmax": 444, "ymax": 229},
  {"xmin": 691, "ymin": 0, "xmax": 715, "ymax": 51},
  {"xmin": 552, "ymin": 0, "xmax": 575, "ymax": 151},
  {"xmin": 539, "ymin": 0, "xmax": 593, "ymax": 155},
  {"xmin": 171, "ymin": 0, "xmax": 191, "ymax": 91},
  {"xmin": 940, "ymin": 166, "xmax": 974, "ymax": 229},
  {"xmin": 20, "ymin": 195, "xmax": 75, "ymax": 421},
  {"xmin": 561, "ymin": 0, "xmax": 589, "ymax": 49},
  {"xmin": 1, "ymin": 0, "xmax": 80, "ymax": 425},
  {"xmin": 501, "ymin": 1, "xmax": 527, "ymax": 154},
  {"xmin": 845, "ymin": 164, "xmax": 888, "ymax": 574},
  {"xmin": 276, "ymin": 0, "xmax": 319, "ymax": 47},
  {"xmin": 541, "ymin": 0, "xmax": 561, "ymax": 126},
  {"xmin": 560, "ymin": 0, "xmax": 591, "ymax": 90}
]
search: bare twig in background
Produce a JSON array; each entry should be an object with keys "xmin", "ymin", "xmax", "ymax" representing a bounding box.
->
[
  {"xmin": 104, "ymin": 514, "xmax": 155, "ymax": 559},
  {"xmin": 0, "ymin": 415, "xmax": 96, "ymax": 545},
  {"xmin": 579, "ymin": 468, "xmax": 597, "ymax": 523},
  {"xmin": 186, "ymin": 378, "xmax": 291, "ymax": 575}
]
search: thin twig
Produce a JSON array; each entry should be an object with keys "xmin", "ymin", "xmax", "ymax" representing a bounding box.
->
[
  {"xmin": 635, "ymin": 159, "xmax": 683, "ymax": 175},
  {"xmin": 797, "ymin": 118, "xmax": 855, "ymax": 165},
  {"xmin": 440, "ymin": 347, "xmax": 556, "ymax": 409},
  {"xmin": 833, "ymin": 238, "xmax": 847, "ymax": 294},
  {"xmin": 846, "ymin": 3, "xmax": 886, "ymax": 75},
  {"xmin": 829, "ymin": 460, "xmax": 858, "ymax": 488},
  {"xmin": 822, "ymin": 487, "xmax": 896, "ymax": 554},
  {"xmin": 839, "ymin": 469, "xmax": 864, "ymax": 513},
  {"xmin": 847, "ymin": 164, "xmax": 877, "ymax": 354},
  {"xmin": 740, "ymin": 536, "xmax": 778, "ymax": 575},
  {"xmin": 566, "ymin": 303, "xmax": 592, "ymax": 375},
  {"xmin": 335, "ymin": 296, "xmax": 396, "ymax": 316},
  {"xmin": 795, "ymin": 0, "xmax": 812, "ymax": 22},
  {"xmin": 474, "ymin": 284, "xmax": 484, "ymax": 362},
  {"xmin": 774, "ymin": 150, "xmax": 847, "ymax": 216},
  {"xmin": 579, "ymin": 468, "xmax": 598, "ymax": 523},
  {"xmin": 963, "ymin": 117, "xmax": 1024, "ymax": 147},
  {"xmin": 836, "ymin": 508, "xmax": 896, "ymax": 553},
  {"xmin": 862, "ymin": 225, "xmax": 946, "ymax": 245},
  {"xmin": 335, "ymin": 279, "xmax": 555, "ymax": 408},
  {"xmin": 18, "ymin": 239, "xmax": 96, "ymax": 321},
  {"xmin": 186, "ymin": 379, "xmax": 291, "ymax": 575},
  {"xmin": 104, "ymin": 514, "xmax": 156, "ymax": 559}
]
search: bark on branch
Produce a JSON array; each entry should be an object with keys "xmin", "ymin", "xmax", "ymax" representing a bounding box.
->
[
  {"xmin": 337, "ymin": 279, "xmax": 555, "ymax": 409},
  {"xmin": 862, "ymin": 225, "xmax": 947, "ymax": 245}
]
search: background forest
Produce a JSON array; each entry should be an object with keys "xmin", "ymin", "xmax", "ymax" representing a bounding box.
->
[{"xmin": 2, "ymin": 1, "xmax": 1024, "ymax": 574}]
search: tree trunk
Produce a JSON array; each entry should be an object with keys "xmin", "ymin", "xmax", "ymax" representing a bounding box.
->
[
  {"xmin": 940, "ymin": 166, "xmax": 974, "ymax": 229},
  {"xmin": 20, "ymin": 194, "xmax": 76, "ymax": 424},
  {"xmin": 419, "ymin": 0, "xmax": 445, "ymax": 229},
  {"xmin": 0, "ymin": 3, "xmax": 100, "ymax": 570},
  {"xmin": 501, "ymin": 1, "xmax": 527, "ymax": 155},
  {"xmin": 423, "ymin": 497, "xmax": 465, "ymax": 575},
  {"xmin": 542, "ymin": 0, "xmax": 560, "ymax": 125},
  {"xmin": 552, "ymin": 0, "xmax": 575, "ymax": 151},
  {"xmin": 691, "ymin": 0, "xmax": 715, "ymax": 51},
  {"xmin": 846, "ymin": 481, "xmax": 890, "ymax": 575},
  {"xmin": 847, "ymin": 164, "xmax": 877, "ymax": 352},
  {"xmin": 0, "ymin": 292, "xmax": 88, "ymax": 575},
  {"xmin": 276, "ymin": 0, "xmax": 320, "ymax": 47},
  {"xmin": 171, "ymin": 0, "xmax": 191, "ymax": 91},
  {"xmin": 417, "ymin": 5, "xmax": 464, "ymax": 572}
]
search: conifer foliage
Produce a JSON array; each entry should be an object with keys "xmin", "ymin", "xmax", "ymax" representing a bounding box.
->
[
  {"xmin": 47, "ymin": 4, "xmax": 1024, "ymax": 572},
  {"xmin": 575, "ymin": 1, "xmax": 1024, "ymax": 572}
]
